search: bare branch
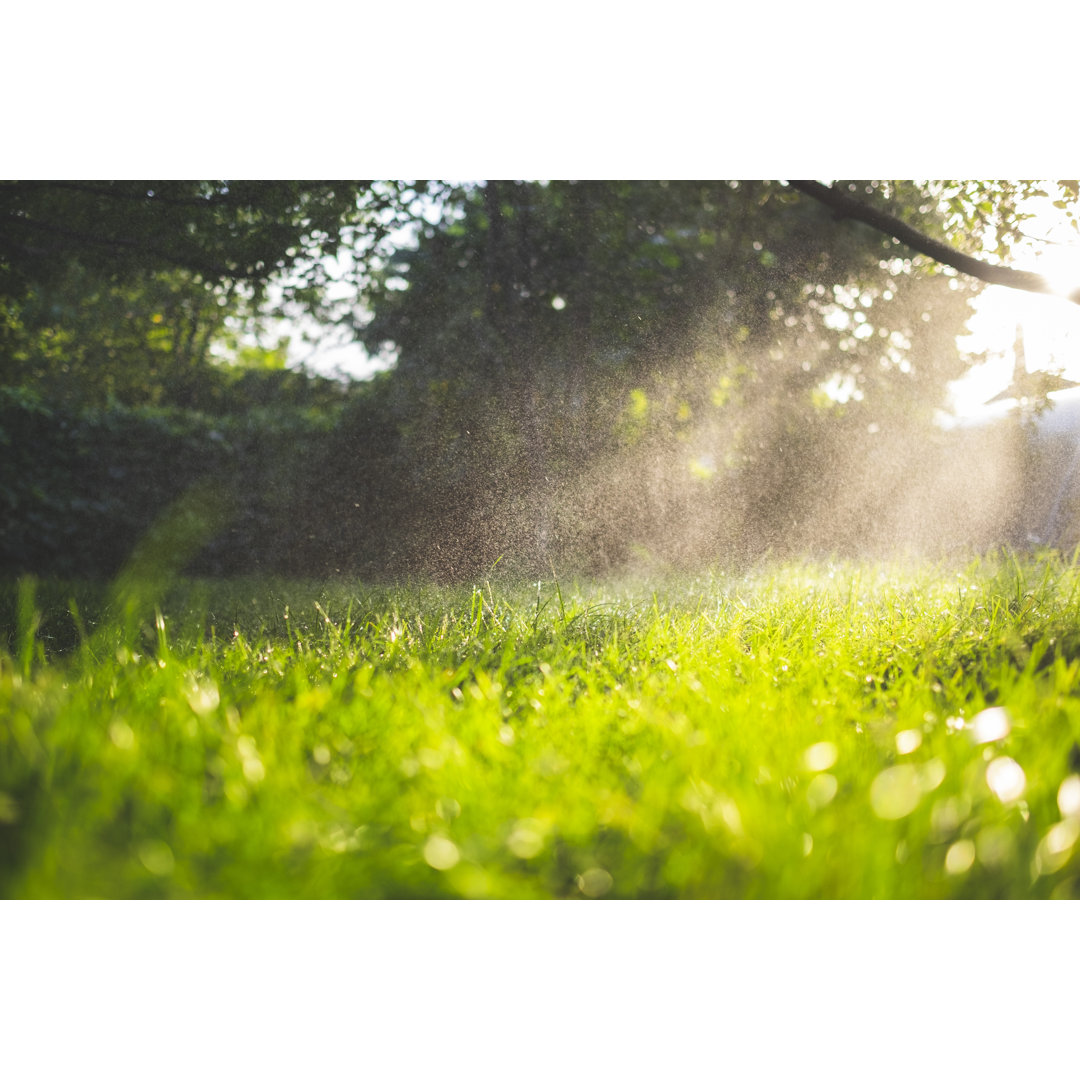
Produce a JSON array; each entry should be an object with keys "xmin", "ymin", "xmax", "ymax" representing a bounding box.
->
[{"xmin": 788, "ymin": 180, "xmax": 1080, "ymax": 306}]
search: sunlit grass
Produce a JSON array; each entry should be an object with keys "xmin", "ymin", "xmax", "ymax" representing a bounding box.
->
[{"xmin": 4, "ymin": 553, "xmax": 1080, "ymax": 897}]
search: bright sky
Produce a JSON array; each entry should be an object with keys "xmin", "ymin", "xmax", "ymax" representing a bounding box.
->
[{"xmin": 949, "ymin": 192, "xmax": 1080, "ymax": 419}]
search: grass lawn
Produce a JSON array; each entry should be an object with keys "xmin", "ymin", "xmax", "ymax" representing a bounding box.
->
[{"xmin": 4, "ymin": 552, "xmax": 1080, "ymax": 898}]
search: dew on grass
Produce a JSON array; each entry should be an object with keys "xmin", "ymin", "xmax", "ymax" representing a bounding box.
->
[
  {"xmin": 803, "ymin": 741, "xmax": 838, "ymax": 772},
  {"xmin": 945, "ymin": 839, "xmax": 975, "ymax": 875},
  {"xmin": 312, "ymin": 744, "xmax": 331, "ymax": 766},
  {"xmin": 498, "ymin": 725, "xmax": 515, "ymax": 746},
  {"xmin": 971, "ymin": 707, "xmax": 1011, "ymax": 745},
  {"xmin": 870, "ymin": 764, "xmax": 922, "ymax": 820},
  {"xmin": 895, "ymin": 729, "xmax": 922, "ymax": 755},
  {"xmin": 423, "ymin": 835, "xmax": 460, "ymax": 871},
  {"xmin": 985, "ymin": 757, "xmax": 1025, "ymax": 803},
  {"xmin": 577, "ymin": 867, "xmax": 613, "ymax": 898},
  {"xmin": 1057, "ymin": 775, "xmax": 1080, "ymax": 819}
]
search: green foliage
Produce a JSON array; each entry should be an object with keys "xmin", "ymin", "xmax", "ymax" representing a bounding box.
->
[
  {"xmin": 5, "ymin": 555, "xmax": 1080, "ymax": 898},
  {"xmin": 0, "ymin": 378, "xmax": 362, "ymax": 579},
  {"xmin": 0, "ymin": 181, "xmax": 436, "ymax": 306}
]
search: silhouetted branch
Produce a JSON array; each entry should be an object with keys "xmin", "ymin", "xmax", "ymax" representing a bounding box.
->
[{"xmin": 789, "ymin": 180, "xmax": 1080, "ymax": 306}]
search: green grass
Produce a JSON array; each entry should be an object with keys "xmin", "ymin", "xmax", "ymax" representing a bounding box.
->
[{"xmin": 5, "ymin": 553, "xmax": 1080, "ymax": 898}]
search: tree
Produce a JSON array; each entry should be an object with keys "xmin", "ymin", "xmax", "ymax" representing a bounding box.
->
[
  {"xmin": 353, "ymin": 180, "xmax": 995, "ymax": 573},
  {"xmin": 0, "ymin": 181, "xmax": 445, "ymax": 405},
  {"xmin": 788, "ymin": 180, "xmax": 1080, "ymax": 304},
  {"xmin": 0, "ymin": 181, "xmax": 438, "ymax": 303}
]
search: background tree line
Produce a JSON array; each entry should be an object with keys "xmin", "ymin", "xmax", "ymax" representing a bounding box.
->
[{"xmin": 1, "ymin": 179, "xmax": 1069, "ymax": 580}]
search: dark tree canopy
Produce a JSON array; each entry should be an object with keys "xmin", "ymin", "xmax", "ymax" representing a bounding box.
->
[{"xmin": 3, "ymin": 178, "xmax": 1079, "ymax": 577}]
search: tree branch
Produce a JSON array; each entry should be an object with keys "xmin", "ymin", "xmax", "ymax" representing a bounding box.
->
[{"xmin": 788, "ymin": 180, "xmax": 1080, "ymax": 306}]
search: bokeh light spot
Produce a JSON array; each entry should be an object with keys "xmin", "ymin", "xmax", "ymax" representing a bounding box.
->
[
  {"xmin": 985, "ymin": 757, "xmax": 1026, "ymax": 803},
  {"xmin": 138, "ymin": 840, "xmax": 175, "ymax": 876},
  {"xmin": 423, "ymin": 835, "xmax": 460, "ymax": 871},
  {"xmin": 577, "ymin": 867, "xmax": 613, "ymax": 898},
  {"xmin": 1057, "ymin": 775, "xmax": 1080, "ymax": 819},
  {"xmin": 970, "ymin": 707, "xmax": 1010, "ymax": 745},
  {"xmin": 109, "ymin": 720, "xmax": 135, "ymax": 750},
  {"xmin": 507, "ymin": 819, "xmax": 547, "ymax": 859},
  {"xmin": 803, "ymin": 741, "xmax": 838, "ymax": 772},
  {"xmin": 945, "ymin": 839, "xmax": 975, "ymax": 875},
  {"xmin": 975, "ymin": 825, "xmax": 1015, "ymax": 868},
  {"xmin": 895, "ymin": 729, "xmax": 922, "ymax": 755},
  {"xmin": 807, "ymin": 773, "xmax": 838, "ymax": 809},
  {"xmin": 870, "ymin": 764, "xmax": 922, "ymax": 819}
]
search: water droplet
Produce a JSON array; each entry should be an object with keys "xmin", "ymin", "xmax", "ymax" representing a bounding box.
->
[
  {"xmin": 945, "ymin": 839, "xmax": 975, "ymax": 875},
  {"xmin": 985, "ymin": 757, "xmax": 1026, "ymax": 803},
  {"xmin": 423, "ymin": 835, "xmax": 460, "ymax": 871},
  {"xmin": 803, "ymin": 741, "xmax": 838, "ymax": 772},
  {"xmin": 970, "ymin": 707, "xmax": 1010, "ymax": 745},
  {"xmin": 870, "ymin": 765, "xmax": 922, "ymax": 820}
]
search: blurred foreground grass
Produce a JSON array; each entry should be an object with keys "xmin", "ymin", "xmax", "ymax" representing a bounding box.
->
[{"xmin": 5, "ymin": 554, "xmax": 1080, "ymax": 898}]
